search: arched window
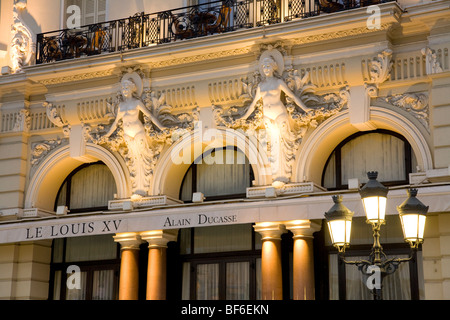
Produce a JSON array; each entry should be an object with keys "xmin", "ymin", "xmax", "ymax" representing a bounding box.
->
[
  {"xmin": 55, "ymin": 161, "xmax": 117, "ymax": 213},
  {"xmin": 322, "ymin": 130, "xmax": 417, "ymax": 190},
  {"xmin": 179, "ymin": 147, "xmax": 254, "ymax": 202}
]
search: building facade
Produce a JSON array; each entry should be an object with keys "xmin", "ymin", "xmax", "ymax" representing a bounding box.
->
[{"xmin": 0, "ymin": 0, "xmax": 449, "ymax": 300}]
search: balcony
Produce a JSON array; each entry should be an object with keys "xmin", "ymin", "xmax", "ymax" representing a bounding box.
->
[{"xmin": 36, "ymin": 0, "xmax": 393, "ymax": 65}]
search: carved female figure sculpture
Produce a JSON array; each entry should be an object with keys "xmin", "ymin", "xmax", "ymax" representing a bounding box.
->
[
  {"xmin": 242, "ymin": 51, "xmax": 311, "ymax": 184},
  {"xmin": 104, "ymin": 72, "xmax": 163, "ymax": 196}
]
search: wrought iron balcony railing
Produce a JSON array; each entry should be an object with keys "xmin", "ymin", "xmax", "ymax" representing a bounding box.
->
[{"xmin": 36, "ymin": 0, "xmax": 392, "ymax": 65}]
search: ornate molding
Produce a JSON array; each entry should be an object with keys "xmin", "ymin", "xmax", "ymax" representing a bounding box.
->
[
  {"xmin": 384, "ymin": 92, "xmax": 429, "ymax": 131},
  {"xmin": 10, "ymin": 0, "xmax": 35, "ymax": 73},
  {"xmin": 148, "ymin": 47, "xmax": 252, "ymax": 69},
  {"xmin": 12, "ymin": 108, "xmax": 30, "ymax": 132},
  {"xmin": 290, "ymin": 23, "xmax": 395, "ymax": 46},
  {"xmin": 39, "ymin": 69, "xmax": 116, "ymax": 86},
  {"xmin": 421, "ymin": 47, "xmax": 443, "ymax": 75},
  {"xmin": 366, "ymin": 49, "xmax": 393, "ymax": 93},
  {"xmin": 43, "ymin": 101, "xmax": 70, "ymax": 136},
  {"xmin": 30, "ymin": 139, "xmax": 64, "ymax": 167}
]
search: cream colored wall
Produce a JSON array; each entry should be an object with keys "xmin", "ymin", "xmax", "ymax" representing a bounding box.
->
[
  {"xmin": 0, "ymin": 0, "xmax": 13, "ymax": 69},
  {"xmin": 0, "ymin": 135, "xmax": 28, "ymax": 210},
  {"xmin": 422, "ymin": 213, "xmax": 450, "ymax": 300},
  {"xmin": 107, "ymin": 0, "xmax": 187, "ymax": 21},
  {"xmin": 0, "ymin": 240, "xmax": 52, "ymax": 300}
]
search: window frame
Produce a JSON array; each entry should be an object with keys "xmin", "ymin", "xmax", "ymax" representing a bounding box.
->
[
  {"xmin": 178, "ymin": 224, "xmax": 263, "ymax": 300},
  {"xmin": 321, "ymin": 129, "xmax": 413, "ymax": 190},
  {"xmin": 61, "ymin": 0, "xmax": 108, "ymax": 29},
  {"xmin": 48, "ymin": 237, "xmax": 121, "ymax": 300},
  {"xmin": 54, "ymin": 161, "xmax": 116, "ymax": 214}
]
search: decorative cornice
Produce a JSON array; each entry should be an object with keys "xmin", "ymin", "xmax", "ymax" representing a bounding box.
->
[
  {"xmin": 148, "ymin": 47, "xmax": 253, "ymax": 69},
  {"xmin": 290, "ymin": 23, "xmax": 395, "ymax": 46},
  {"xmin": 38, "ymin": 69, "xmax": 116, "ymax": 86}
]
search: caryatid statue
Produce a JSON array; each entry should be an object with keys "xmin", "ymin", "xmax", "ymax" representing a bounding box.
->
[
  {"xmin": 104, "ymin": 71, "xmax": 164, "ymax": 196},
  {"xmin": 241, "ymin": 49, "xmax": 312, "ymax": 184}
]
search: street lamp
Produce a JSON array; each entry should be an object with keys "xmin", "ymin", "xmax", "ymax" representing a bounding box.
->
[{"xmin": 324, "ymin": 171, "xmax": 429, "ymax": 300}]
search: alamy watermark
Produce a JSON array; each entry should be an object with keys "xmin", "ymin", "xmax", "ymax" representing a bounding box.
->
[
  {"xmin": 66, "ymin": 265, "xmax": 81, "ymax": 290},
  {"xmin": 366, "ymin": 5, "xmax": 381, "ymax": 30},
  {"xmin": 66, "ymin": 5, "xmax": 81, "ymax": 29},
  {"xmin": 365, "ymin": 265, "xmax": 382, "ymax": 291}
]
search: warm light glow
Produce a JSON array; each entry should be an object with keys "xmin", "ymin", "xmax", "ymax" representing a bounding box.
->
[
  {"xmin": 401, "ymin": 214, "xmax": 426, "ymax": 244},
  {"xmin": 328, "ymin": 220, "xmax": 351, "ymax": 248},
  {"xmin": 362, "ymin": 196, "xmax": 387, "ymax": 224}
]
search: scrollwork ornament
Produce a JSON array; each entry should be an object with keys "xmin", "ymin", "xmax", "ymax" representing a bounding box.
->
[
  {"xmin": 10, "ymin": 0, "xmax": 35, "ymax": 73},
  {"xmin": 385, "ymin": 93, "xmax": 429, "ymax": 130}
]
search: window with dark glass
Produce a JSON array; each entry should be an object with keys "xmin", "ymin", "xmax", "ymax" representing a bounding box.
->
[
  {"xmin": 178, "ymin": 224, "xmax": 263, "ymax": 300},
  {"xmin": 179, "ymin": 147, "xmax": 254, "ymax": 202},
  {"xmin": 63, "ymin": 0, "xmax": 107, "ymax": 28},
  {"xmin": 322, "ymin": 130, "xmax": 417, "ymax": 190},
  {"xmin": 49, "ymin": 234, "xmax": 120, "ymax": 300},
  {"xmin": 55, "ymin": 162, "xmax": 117, "ymax": 213}
]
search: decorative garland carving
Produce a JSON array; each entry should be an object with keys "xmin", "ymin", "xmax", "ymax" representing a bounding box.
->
[
  {"xmin": 384, "ymin": 93, "xmax": 429, "ymax": 130},
  {"xmin": 30, "ymin": 139, "xmax": 64, "ymax": 167}
]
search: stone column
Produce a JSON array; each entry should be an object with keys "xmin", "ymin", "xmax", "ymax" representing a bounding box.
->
[
  {"xmin": 285, "ymin": 220, "xmax": 321, "ymax": 300},
  {"xmin": 114, "ymin": 232, "xmax": 143, "ymax": 300},
  {"xmin": 254, "ymin": 222, "xmax": 287, "ymax": 300},
  {"xmin": 140, "ymin": 230, "xmax": 178, "ymax": 300}
]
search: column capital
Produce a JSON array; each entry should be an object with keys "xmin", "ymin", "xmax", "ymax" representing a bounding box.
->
[
  {"xmin": 284, "ymin": 220, "xmax": 322, "ymax": 239},
  {"xmin": 140, "ymin": 229, "xmax": 178, "ymax": 248},
  {"xmin": 113, "ymin": 232, "xmax": 143, "ymax": 250},
  {"xmin": 254, "ymin": 222, "xmax": 287, "ymax": 241}
]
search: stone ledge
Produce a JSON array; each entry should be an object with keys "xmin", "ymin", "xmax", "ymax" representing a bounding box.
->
[
  {"xmin": 246, "ymin": 182, "xmax": 326, "ymax": 199},
  {"xmin": 108, "ymin": 195, "xmax": 183, "ymax": 211}
]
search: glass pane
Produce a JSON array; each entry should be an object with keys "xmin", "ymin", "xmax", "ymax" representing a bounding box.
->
[
  {"xmin": 256, "ymin": 258, "xmax": 261, "ymax": 300},
  {"xmin": 52, "ymin": 238, "xmax": 64, "ymax": 263},
  {"xmin": 341, "ymin": 133, "xmax": 406, "ymax": 185},
  {"xmin": 180, "ymin": 167, "xmax": 193, "ymax": 202},
  {"xmin": 53, "ymin": 270, "xmax": 62, "ymax": 300},
  {"xmin": 66, "ymin": 271, "xmax": 87, "ymax": 300},
  {"xmin": 92, "ymin": 270, "xmax": 115, "ymax": 300},
  {"xmin": 194, "ymin": 224, "xmax": 252, "ymax": 253},
  {"xmin": 328, "ymin": 254, "xmax": 339, "ymax": 300},
  {"xmin": 69, "ymin": 163, "xmax": 117, "ymax": 210},
  {"xmin": 345, "ymin": 254, "xmax": 411, "ymax": 300},
  {"xmin": 196, "ymin": 263, "xmax": 219, "ymax": 300},
  {"xmin": 196, "ymin": 149, "xmax": 250, "ymax": 197},
  {"xmin": 179, "ymin": 228, "xmax": 192, "ymax": 254},
  {"xmin": 66, "ymin": 234, "xmax": 117, "ymax": 262},
  {"xmin": 182, "ymin": 262, "xmax": 191, "ymax": 300},
  {"xmin": 226, "ymin": 262, "xmax": 249, "ymax": 300}
]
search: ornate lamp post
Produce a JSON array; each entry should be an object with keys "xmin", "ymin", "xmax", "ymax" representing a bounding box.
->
[{"xmin": 324, "ymin": 171, "xmax": 429, "ymax": 300}]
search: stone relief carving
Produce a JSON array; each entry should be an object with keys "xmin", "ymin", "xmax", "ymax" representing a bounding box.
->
[
  {"xmin": 31, "ymin": 139, "xmax": 64, "ymax": 167},
  {"xmin": 365, "ymin": 49, "xmax": 393, "ymax": 97},
  {"xmin": 214, "ymin": 45, "xmax": 348, "ymax": 184},
  {"xmin": 384, "ymin": 93, "xmax": 429, "ymax": 130},
  {"xmin": 12, "ymin": 108, "xmax": 30, "ymax": 132},
  {"xmin": 10, "ymin": 0, "xmax": 35, "ymax": 73},
  {"xmin": 421, "ymin": 47, "xmax": 443, "ymax": 75},
  {"xmin": 84, "ymin": 68, "xmax": 198, "ymax": 197},
  {"xmin": 43, "ymin": 101, "xmax": 70, "ymax": 137}
]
